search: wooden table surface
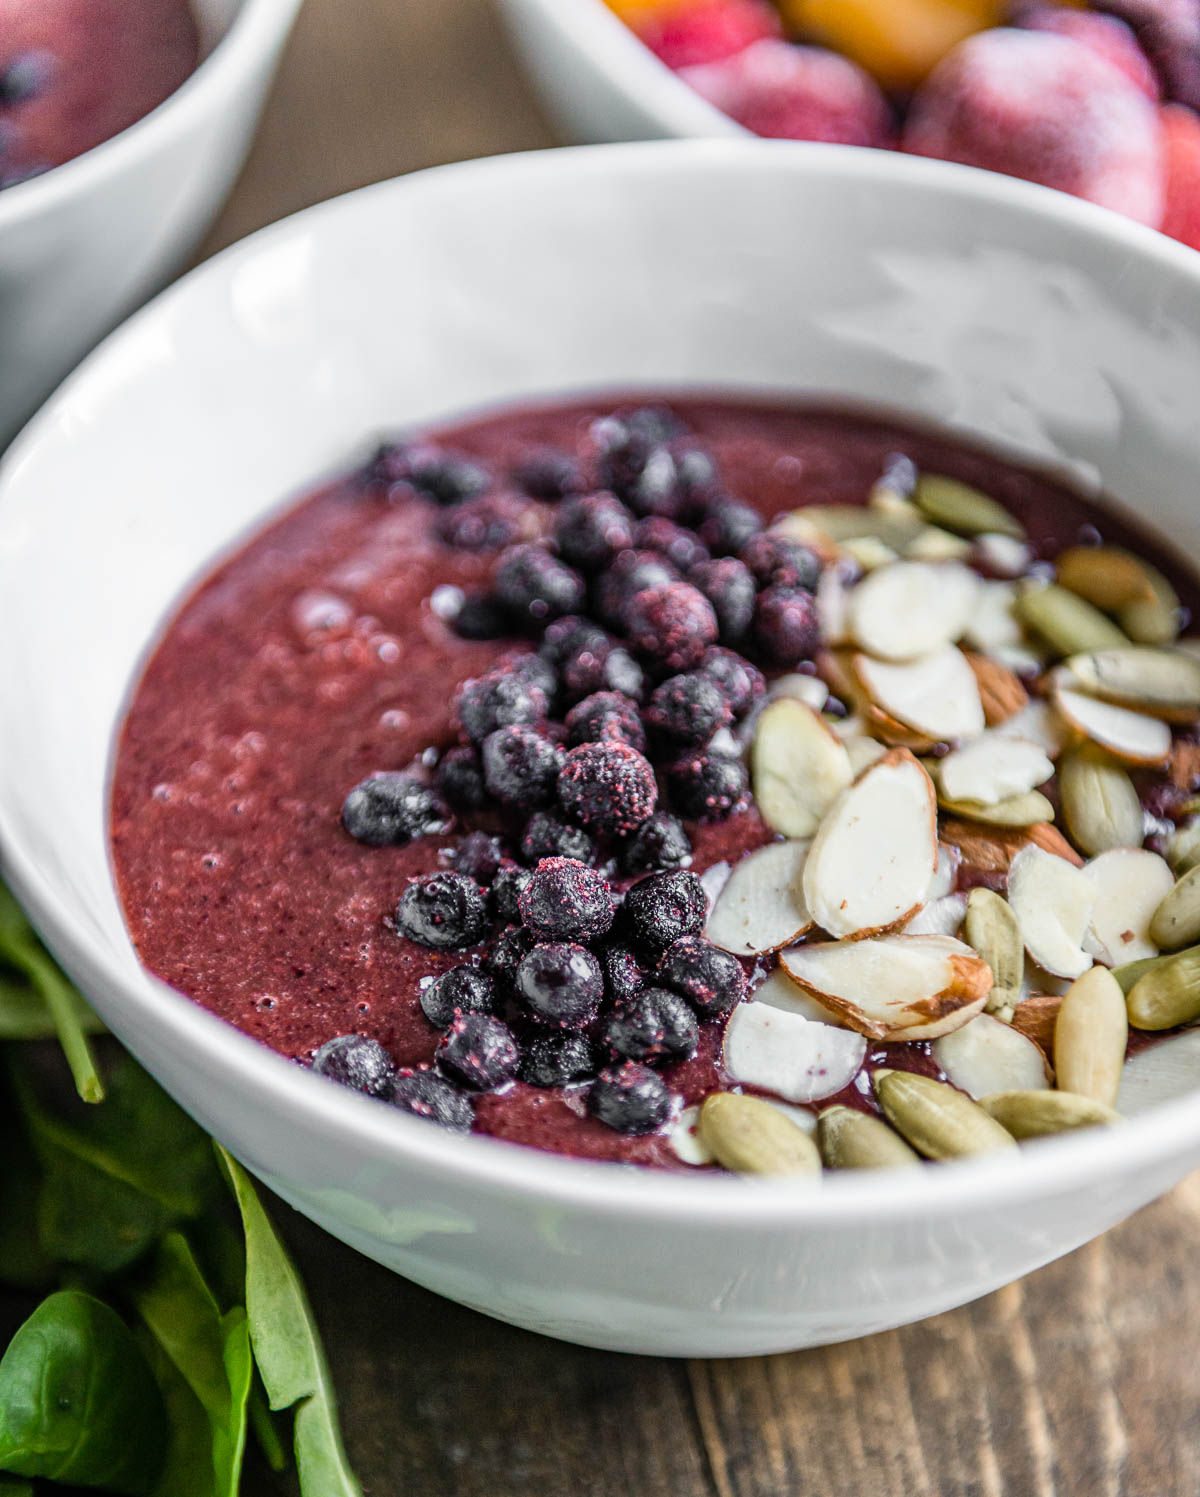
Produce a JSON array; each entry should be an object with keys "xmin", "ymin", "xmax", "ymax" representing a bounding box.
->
[{"xmin": 200, "ymin": 3, "xmax": 1200, "ymax": 1492}]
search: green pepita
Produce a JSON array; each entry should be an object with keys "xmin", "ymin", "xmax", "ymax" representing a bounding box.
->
[
  {"xmin": 698, "ymin": 1093, "xmax": 821, "ymax": 1176},
  {"xmin": 1016, "ymin": 582, "xmax": 1130, "ymax": 657},
  {"xmin": 1126, "ymin": 946, "xmax": 1200, "ymax": 1030},
  {"xmin": 817, "ymin": 1105, "xmax": 920, "ymax": 1170},
  {"xmin": 1057, "ymin": 742, "xmax": 1143, "ymax": 855},
  {"xmin": 874, "ymin": 1070, "xmax": 1017, "ymax": 1159},
  {"xmin": 1150, "ymin": 864, "xmax": 1200, "ymax": 951},
  {"xmin": 913, "ymin": 474, "xmax": 1025, "ymax": 540},
  {"xmin": 980, "ymin": 1089, "xmax": 1121, "ymax": 1138}
]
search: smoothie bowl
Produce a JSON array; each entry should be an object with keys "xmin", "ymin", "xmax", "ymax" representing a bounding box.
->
[{"xmin": 4, "ymin": 141, "xmax": 1200, "ymax": 1355}]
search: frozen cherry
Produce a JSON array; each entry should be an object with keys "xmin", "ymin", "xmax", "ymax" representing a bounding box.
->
[
  {"xmin": 390, "ymin": 1070, "xmax": 475, "ymax": 1131},
  {"xmin": 520, "ymin": 1032, "xmax": 597, "ymax": 1088},
  {"xmin": 518, "ymin": 857, "xmax": 616, "ymax": 943},
  {"xmin": 644, "ymin": 672, "xmax": 731, "ymax": 747},
  {"xmin": 688, "ymin": 557, "xmax": 757, "ymax": 643},
  {"xmin": 494, "ymin": 543, "xmax": 586, "ymax": 625},
  {"xmin": 619, "ymin": 811, "xmax": 693, "ymax": 875},
  {"xmin": 656, "ymin": 935, "xmax": 747, "ymax": 1018},
  {"xmin": 740, "ymin": 532, "xmax": 822, "ymax": 589},
  {"xmin": 698, "ymin": 645, "xmax": 765, "ymax": 718},
  {"xmin": 481, "ymin": 725, "xmax": 564, "ymax": 807},
  {"xmin": 436, "ymin": 746, "xmax": 487, "ymax": 811},
  {"xmin": 624, "ymin": 582, "xmax": 719, "ymax": 673},
  {"xmin": 603, "ymin": 988, "xmax": 699, "ymax": 1066},
  {"xmin": 698, "ymin": 498, "xmax": 762, "ymax": 556},
  {"xmin": 451, "ymin": 831, "xmax": 506, "ymax": 884},
  {"xmin": 598, "ymin": 941, "xmax": 646, "ymax": 1005},
  {"xmin": 520, "ymin": 809, "xmax": 596, "ymax": 866},
  {"xmin": 456, "ymin": 668, "xmax": 547, "ymax": 745},
  {"xmin": 515, "ymin": 942, "xmax": 605, "ymax": 1029},
  {"xmin": 311, "ymin": 1034, "xmax": 396, "ymax": 1098},
  {"xmin": 667, "ymin": 749, "xmax": 750, "ymax": 822},
  {"xmin": 555, "ymin": 492, "xmax": 636, "ymax": 571},
  {"xmin": 588, "ymin": 1063, "xmax": 673, "ymax": 1135},
  {"xmin": 420, "ymin": 965, "xmax": 497, "ymax": 1027},
  {"xmin": 622, "ymin": 869, "xmax": 708, "ymax": 956},
  {"xmin": 436, "ymin": 1012, "xmax": 520, "ymax": 1090},
  {"xmin": 557, "ymin": 741, "xmax": 659, "ymax": 836},
  {"xmin": 342, "ymin": 772, "xmax": 450, "ymax": 847},
  {"xmin": 754, "ymin": 584, "xmax": 821, "ymax": 666},
  {"xmin": 564, "ymin": 691, "xmax": 647, "ymax": 750},
  {"xmin": 396, "ymin": 872, "xmax": 489, "ymax": 950}
]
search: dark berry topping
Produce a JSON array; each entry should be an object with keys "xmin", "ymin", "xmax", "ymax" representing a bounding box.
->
[
  {"xmin": 0, "ymin": 52, "xmax": 53, "ymax": 107},
  {"xmin": 491, "ymin": 863, "xmax": 532, "ymax": 924},
  {"xmin": 378, "ymin": 442, "xmax": 490, "ymax": 505},
  {"xmin": 698, "ymin": 646, "xmax": 765, "ymax": 718},
  {"xmin": 420, "ymin": 965, "xmax": 497, "ymax": 1027},
  {"xmin": 698, "ymin": 498, "xmax": 762, "ymax": 556},
  {"xmin": 520, "ymin": 809, "xmax": 596, "ymax": 866},
  {"xmin": 644, "ymin": 672, "xmax": 731, "ymax": 747},
  {"xmin": 436, "ymin": 1012, "xmax": 520, "ymax": 1091},
  {"xmin": 481, "ymin": 725, "xmax": 564, "ymax": 807},
  {"xmin": 563, "ymin": 643, "xmax": 645, "ymax": 703},
  {"xmin": 390, "ymin": 1070, "xmax": 475, "ymax": 1132},
  {"xmin": 515, "ymin": 942, "xmax": 605, "ymax": 1029},
  {"xmin": 655, "ymin": 935, "xmax": 747, "ymax": 1018},
  {"xmin": 622, "ymin": 869, "xmax": 708, "ymax": 956},
  {"xmin": 342, "ymin": 772, "xmax": 450, "ymax": 846},
  {"xmin": 494, "ymin": 543, "xmax": 586, "ymax": 626},
  {"xmin": 436, "ymin": 494, "xmax": 529, "ymax": 551},
  {"xmin": 627, "ymin": 444, "xmax": 715, "ymax": 520},
  {"xmin": 624, "ymin": 582, "xmax": 718, "ymax": 674},
  {"xmin": 558, "ymin": 741, "xmax": 658, "ymax": 836},
  {"xmin": 598, "ymin": 942, "xmax": 645, "ymax": 1005},
  {"xmin": 589, "ymin": 409, "xmax": 685, "ymax": 499},
  {"xmin": 448, "ymin": 592, "xmax": 511, "ymax": 641},
  {"xmin": 688, "ymin": 558, "xmax": 757, "ymax": 644},
  {"xmin": 311, "ymin": 1035, "xmax": 396, "ymax": 1099},
  {"xmin": 667, "ymin": 750, "xmax": 750, "ymax": 822},
  {"xmin": 740, "ymin": 533, "xmax": 821, "ymax": 590},
  {"xmin": 564, "ymin": 691, "xmax": 646, "ymax": 750},
  {"xmin": 396, "ymin": 873, "xmax": 489, "ymax": 950},
  {"xmin": 513, "ymin": 447, "xmax": 584, "ymax": 501},
  {"xmin": 540, "ymin": 615, "xmax": 608, "ymax": 668},
  {"xmin": 451, "ymin": 831, "xmax": 506, "ymax": 885},
  {"xmin": 520, "ymin": 1032, "xmax": 597, "ymax": 1088},
  {"xmin": 518, "ymin": 857, "xmax": 616, "ymax": 943},
  {"xmin": 603, "ymin": 988, "xmax": 698, "ymax": 1066},
  {"xmin": 436, "ymin": 746, "xmax": 487, "ymax": 811},
  {"xmin": 456, "ymin": 668, "xmax": 547, "ymax": 745},
  {"xmin": 555, "ymin": 492, "xmax": 636, "ymax": 571},
  {"xmin": 507, "ymin": 651, "xmax": 559, "ymax": 704},
  {"xmin": 487, "ymin": 923, "xmax": 536, "ymax": 990},
  {"xmin": 754, "ymin": 585, "xmax": 822, "ymax": 666},
  {"xmin": 588, "ymin": 1063, "xmax": 673, "ymax": 1135},
  {"xmin": 634, "ymin": 517, "xmax": 710, "ymax": 573},
  {"xmin": 593, "ymin": 550, "xmax": 678, "ymax": 629},
  {"xmin": 618, "ymin": 811, "xmax": 693, "ymax": 875}
]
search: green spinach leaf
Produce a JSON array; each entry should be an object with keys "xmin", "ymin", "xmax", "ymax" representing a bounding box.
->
[
  {"xmin": 0, "ymin": 1099, "xmax": 54, "ymax": 1290},
  {"xmin": 141, "ymin": 1331, "xmax": 219, "ymax": 1497}
]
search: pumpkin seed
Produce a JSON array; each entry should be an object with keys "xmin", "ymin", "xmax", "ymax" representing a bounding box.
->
[
  {"xmin": 1166, "ymin": 818, "xmax": 1200, "ymax": 875},
  {"xmin": 698, "ymin": 1093, "xmax": 822, "ymax": 1176},
  {"xmin": 1150, "ymin": 864, "xmax": 1200, "ymax": 951},
  {"xmin": 1119, "ymin": 564, "xmax": 1181, "ymax": 646},
  {"xmin": 1062, "ymin": 647, "xmax": 1200, "ymax": 720},
  {"xmin": 937, "ymin": 790, "xmax": 1055, "ymax": 827},
  {"xmin": 1126, "ymin": 946, "xmax": 1200, "ymax": 1030},
  {"xmin": 1055, "ymin": 546, "xmax": 1158, "ymax": 611},
  {"xmin": 794, "ymin": 504, "xmax": 924, "ymax": 552},
  {"xmin": 1015, "ymin": 582, "xmax": 1129, "ymax": 657},
  {"xmin": 1110, "ymin": 950, "xmax": 1185, "ymax": 995},
  {"xmin": 1057, "ymin": 742, "xmax": 1143, "ymax": 855},
  {"xmin": 1053, "ymin": 966, "xmax": 1127, "ymax": 1107},
  {"xmin": 964, "ymin": 887, "xmax": 1024, "ymax": 1014},
  {"xmin": 913, "ymin": 474, "xmax": 1025, "ymax": 540},
  {"xmin": 979, "ymin": 1089, "xmax": 1120, "ymax": 1138},
  {"xmin": 874, "ymin": 1069, "xmax": 1017, "ymax": 1158},
  {"xmin": 817, "ymin": 1105, "xmax": 920, "ymax": 1169},
  {"xmin": 905, "ymin": 526, "xmax": 974, "ymax": 563}
]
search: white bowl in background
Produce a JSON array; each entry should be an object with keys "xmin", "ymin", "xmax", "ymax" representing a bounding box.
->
[
  {"xmin": 0, "ymin": 0, "xmax": 302, "ymax": 446},
  {"xmin": 2, "ymin": 142, "xmax": 1200, "ymax": 1357}
]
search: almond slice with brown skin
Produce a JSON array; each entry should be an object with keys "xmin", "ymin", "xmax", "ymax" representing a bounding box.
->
[
  {"xmin": 704, "ymin": 839, "xmax": 812, "ymax": 956},
  {"xmin": 938, "ymin": 733, "xmax": 1053, "ymax": 806},
  {"xmin": 1051, "ymin": 675, "xmax": 1172, "ymax": 766},
  {"xmin": 1008, "ymin": 993, "xmax": 1063, "ymax": 1061},
  {"xmin": 904, "ymin": 893, "xmax": 968, "ymax": 937},
  {"xmin": 751, "ymin": 697, "xmax": 852, "ymax": 838},
  {"xmin": 722, "ymin": 1002, "xmax": 867, "ymax": 1103},
  {"xmin": 750, "ymin": 966, "xmax": 846, "ymax": 1027},
  {"xmin": 855, "ymin": 646, "xmax": 985, "ymax": 744},
  {"xmin": 1082, "ymin": 848, "xmax": 1173, "ymax": 965},
  {"xmin": 941, "ymin": 818, "xmax": 1083, "ymax": 876},
  {"xmin": 964, "ymin": 652, "xmax": 1028, "ymax": 726},
  {"xmin": 848, "ymin": 561, "xmax": 978, "ymax": 662},
  {"xmin": 933, "ymin": 1013, "xmax": 1051, "ymax": 1098},
  {"xmin": 1007, "ymin": 844, "xmax": 1096, "ymax": 979},
  {"xmin": 963, "ymin": 580, "xmax": 1024, "ymax": 653},
  {"xmin": 1062, "ymin": 647, "xmax": 1200, "ymax": 722},
  {"xmin": 802, "ymin": 749, "xmax": 937, "ymax": 940}
]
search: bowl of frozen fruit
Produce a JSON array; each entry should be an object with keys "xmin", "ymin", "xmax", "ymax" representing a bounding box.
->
[
  {"xmin": 498, "ymin": 0, "xmax": 1200, "ymax": 254},
  {"xmin": 0, "ymin": 0, "xmax": 302, "ymax": 445},
  {"xmin": 3, "ymin": 139, "xmax": 1200, "ymax": 1356}
]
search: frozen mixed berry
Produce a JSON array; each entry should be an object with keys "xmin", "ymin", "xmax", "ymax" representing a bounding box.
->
[
  {"xmin": 451, "ymin": 831, "xmax": 506, "ymax": 885},
  {"xmin": 698, "ymin": 498, "xmax": 762, "ymax": 557},
  {"xmin": 540, "ymin": 614, "xmax": 608, "ymax": 668},
  {"xmin": 516, "ymin": 942, "xmax": 605, "ymax": 1029},
  {"xmin": 520, "ymin": 1032, "xmax": 597, "ymax": 1088},
  {"xmin": 520, "ymin": 809, "xmax": 596, "ymax": 866},
  {"xmin": 630, "ymin": 0, "xmax": 780, "ymax": 68},
  {"xmin": 390, "ymin": 1070, "xmax": 475, "ymax": 1131},
  {"xmin": 754, "ymin": 584, "xmax": 821, "ymax": 666},
  {"xmin": 342, "ymin": 772, "xmax": 450, "ymax": 846},
  {"xmin": 420, "ymin": 965, "xmax": 497, "ymax": 1028},
  {"xmin": 481, "ymin": 725, "xmax": 564, "ymax": 807},
  {"xmin": 456, "ymin": 668, "xmax": 547, "ymax": 745},
  {"xmin": 634, "ymin": 516, "xmax": 711, "ymax": 573},
  {"xmin": 589, "ymin": 408, "xmax": 684, "ymax": 497},
  {"xmin": 513, "ymin": 446, "xmax": 584, "ymax": 501},
  {"xmin": 436, "ymin": 1012, "xmax": 520, "ymax": 1090},
  {"xmin": 507, "ymin": 651, "xmax": 559, "ymax": 705},
  {"xmin": 555, "ymin": 492, "xmax": 636, "ymax": 571},
  {"xmin": 698, "ymin": 645, "xmax": 765, "ymax": 718},
  {"xmin": 624, "ymin": 582, "xmax": 719, "ymax": 674},
  {"xmin": 603, "ymin": 988, "xmax": 699, "ymax": 1066},
  {"xmin": 645, "ymin": 672, "xmax": 731, "ymax": 747},
  {"xmin": 740, "ymin": 532, "xmax": 822, "ymax": 590},
  {"xmin": 563, "ymin": 642, "xmax": 645, "ymax": 703},
  {"xmin": 518, "ymin": 857, "xmax": 616, "ymax": 943},
  {"xmin": 656, "ymin": 935, "xmax": 747, "ymax": 1018},
  {"xmin": 688, "ymin": 557, "xmax": 757, "ymax": 643},
  {"xmin": 436, "ymin": 746, "xmax": 487, "ymax": 811},
  {"xmin": 588, "ymin": 1063, "xmax": 673, "ymax": 1135},
  {"xmin": 622, "ymin": 869, "xmax": 708, "ymax": 957},
  {"xmin": 494, "ymin": 543, "xmax": 586, "ymax": 626},
  {"xmin": 436, "ymin": 493, "xmax": 530, "ymax": 551},
  {"xmin": 311, "ymin": 1034, "xmax": 396, "ymax": 1099},
  {"xmin": 558, "ymin": 741, "xmax": 658, "ymax": 836},
  {"xmin": 667, "ymin": 749, "xmax": 750, "ymax": 822},
  {"xmin": 598, "ymin": 941, "xmax": 646, "ymax": 1006},
  {"xmin": 382, "ymin": 442, "xmax": 490, "ymax": 505},
  {"xmin": 491, "ymin": 863, "xmax": 532, "ymax": 924},
  {"xmin": 449, "ymin": 591, "xmax": 510, "ymax": 641},
  {"xmin": 625, "ymin": 445, "xmax": 695, "ymax": 521},
  {"xmin": 593, "ymin": 550, "xmax": 678, "ymax": 628},
  {"xmin": 564, "ymin": 691, "xmax": 646, "ymax": 751},
  {"xmin": 618, "ymin": 811, "xmax": 693, "ymax": 876},
  {"xmin": 487, "ymin": 923, "xmax": 536, "ymax": 991},
  {"xmin": 396, "ymin": 872, "xmax": 489, "ymax": 950}
]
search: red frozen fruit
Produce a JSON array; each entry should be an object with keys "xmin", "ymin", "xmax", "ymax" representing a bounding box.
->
[
  {"xmin": 1093, "ymin": 0, "xmax": 1200, "ymax": 113},
  {"xmin": 904, "ymin": 29, "xmax": 1167, "ymax": 227},
  {"xmin": 632, "ymin": 0, "xmax": 782, "ymax": 70},
  {"xmin": 1017, "ymin": 5, "xmax": 1159, "ymax": 98},
  {"xmin": 1160, "ymin": 101, "xmax": 1200, "ymax": 247}
]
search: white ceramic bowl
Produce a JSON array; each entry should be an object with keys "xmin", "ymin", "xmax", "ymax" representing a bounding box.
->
[
  {"xmin": 0, "ymin": 0, "xmax": 302, "ymax": 446},
  {"xmin": 3, "ymin": 141, "xmax": 1200, "ymax": 1357}
]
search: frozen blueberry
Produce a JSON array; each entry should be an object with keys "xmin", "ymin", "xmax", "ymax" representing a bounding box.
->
[
  {"xmin": 540, "ymin": 615, "xmax": 609, "ymax": 668},
  {"xmin": 487, "ymin": 923, "xmax": 536, "ymax": 991},
  {"xmin": 520, "ymin": 1032, "xmax": 597, "ymax": 1088},
  {"xmin": 626, "ymin": 445, "xmax": 710, "ymax": 521},
  {"xmin": 481, "ymin": 725, "xmax": 564, "ymax": 807},
  {"xmin": 451, "ymin": 831, "xmax": 506, "ymax": 885},
  {"xmin": 311, "ymin": 1034, "xmax": 396, "ymax": 1098},
  {"xmin": 420, "ymin": 965, "xmax": 497, "ymax": 1027},
  {"xmin": 564, "ymin": 691, "xmax": 646, "ymax": 751},
  {"xmin": 563, "ymin": 643, "xmax": 644, "ymax": 703},
  {"xmin": 449, "ymin": 591, "xmax": 511, "ymax": 641},
  {"xmin": 644, "ymin": 672, "xmax": 731, "ymax": 747},
  {"xmin": 390, "ymin": 1070, "xmax": 475, "ymax": 1131},
  {"xmin": 494, "ymin": 543, "xmax": 586, "ymax": 626},
  {"xmin": 618, "ymin": 812, "xmax": 693, "ymax": 875},
  {"xmin": 436, "ymin": 746, "xmax": 487, "ymax": 811},
  {"xmin": 518, "ymin": 857, "xmax": 616, "ymax": 943},
  {"xmin": 656, "ymin": 935, "xmax": 747, "ymax": 1018},
  {"xmin": 396, "ymin": 873, "xmax": 489, "ymax": 950},
  {"xmin": 437, "ymin": 494, "xmax": 527, "ymax": 551},
  {"xmin": 699, "ymin": 498, "xmax": 762, "ymax": 557},
  {"xmin": 456, "ymin": 669, "xmax": 547, "ymax": 745},
  {"xmin": 342, "ymin": 772, "xmax": 450, "ymax": 846},
  {"xmin": 516, "ymin": 942, "xmax": 605, "ymax": 1029},
  {"xmin": 593, "ymin": 550, "xmax": 678, "ymax": 629},
  {"xmin": 603, "ymin": 988, "xmax": 698, "ymax": 1066},
  {"xmin": 698, "ymin": 646, "xmax": 765, "ymax": 719},
  {"xmin": 490, "ymin": 863, "xmax": 532, "ymax": 924},
  {"xmin": 436, "ymin": 1012, "xmax": 520, "ymax": 1090},
  {"xmin": 667, "ymin": 750, "xmax": 750, "ymax": 822},
  {"xmin": 688, "ymin": 558, "xmax": 757, "ymax": 644},
  {"xmin": 520, "ymin": 809, "xmax": 596, "ymax": 867},
  {"xmin": 558, "ymin": 742, "xmax": 658, "ymax": 837},
  {"xmin": 590, "ymin": 408, "xmax": 685, "ymax": 498},
  {"xmin": 507, "ymin": 651, "xmax": 559, "ymax": 705},
  {"xmin": 555, "ymin": 492, "xmax": 636, "ymax": 571},
  {"xmin": 622, "ymin": 869, "xmax": 707, "ymax": 956},
  {"xmin": 634, "ymin": 517, "xmax": 710, "ymax": 573},
  {"xmin": 598, "ymin": 942, "xmax": 645, "ymax": 1006},
  {"xmin": 754, "ymin": 585, "xmax": 821, "ymax": 666},
  {"xmin": 386, "ymin": 442, "xmax": 491, "ymax": 505},
  {"xmin": 740, "ymin": 533, "xmax": 821, "ymax": 590},
  {"xmin": 513, "ymin": 447, "xmax": 584, "ymax": 501},
  {"xmin": 588, "ymin": 1063, "xmax": 673, "ymax": 1135},
  {"xmin": 624, "ymin": 583, "xmax": 718, "ymax": 674}
]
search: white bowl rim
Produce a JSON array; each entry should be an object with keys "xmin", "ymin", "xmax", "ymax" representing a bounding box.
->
[
  {"xmin": 5, "ymin": 137, "xmax": 1200, "ymax": 1228},
  {"xmin": 0, "ymin": 0, "xmax": 302, "ymax": 229}
]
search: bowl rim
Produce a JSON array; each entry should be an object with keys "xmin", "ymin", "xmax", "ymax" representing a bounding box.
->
[
  {"xmin": 5, "ymin": 137, "xmax": 1200, "ymax": 1228},
  {"xmin": 0, "ymin": 0, "xmax": 303, "ymax": 229}
]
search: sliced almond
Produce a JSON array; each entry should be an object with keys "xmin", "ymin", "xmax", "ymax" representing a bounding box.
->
[
  {"xmin": 972, "ymin": 533, "xmax": 1032, "ymax": 578},
  {"xmin": 1016, "ymin": 581, "xmax": 1129, "ymax": 656},
  {"xmin": 1117, "ymin": 1028, "xmax": 1200, "ymax": 1116},
  {"xmin": 842, "ymin": 735, "xmax": 888, "ymax": 776},
  {"xmin": 1063, "ymin": 647, "xmax": 1200, "ymax": 721},
  {"xmin": 928, "ymin": 842, "xmax": 962, "ymax": 902},
  {"xmin": 842, "ymin": 535, "xmax": 898, "ymax": 571},
  {"xmin": 933, "ymin": 1013, "xmax": 1051, "ymax": 1099},
  {"xmin": 941, "ymin": 818, "xmax": 1083, "ymax": 876},
  {"xmin": 1053, "ymin": 966, "xmax": 1127, "ymax": 1108},
  {"xmin": 848, "ymin": 561, "xmax": 977, "ymax": 662},
  {"xmin": 1118, "ymin": 561, "xmax": 1181, "ymax": 646},
  {"xmin": 963, "ymin": 580, "xmax": 1024, "ymax": 654},
  {"xmin": 780, "ymin": 934, "xmax": 991, "ymax": 1043},
  {"xmin": 1082, "ymin": 848, "xmax": 1173, "ymax": 965},
  {"xmin": 989, "ymin": 698, "xmax": 1068, "ymax": 760},
  {"xmin": 1007, "ymin": 843, "xmax": 1096, "ymax": 979},
  {"xmin": 705, "ymin": 840, "xmax": 812, "ymax": 956},
  {"xmin": 751, "ymin": 697, "xmax": 853, "ymax": 839},
  {"xmin": 937, "ymin": 790, "xmax": 1055, "ymax": 827},
  {"xmin": 1058, "ymin": 743, "xmax": 1144, "ymax": 856},
  {"xmin": 721, "ymin": 1003, "xmax": 867, "ymax": 1104},
  {"xmin": 855, "ymin": 647, "xmax": 985, "ymax": 744},
  {"xmin": 750, "ymin": 966, "xmax": 845, "ymax": 1027},
  {"xmin": 964, "ymin": 653, "xmax": 1029, "ymax": 726},
  {"xmin": 802, "ymin": 749, "xmax": 937, "ymax": 940},
  {"xmin": 905, "ymin": 526, "xmax": 974, "ymax": 563},
  {"xmin": 669, "ymin": 1104, "xmax": 715, "ymax": 1166},
  {"xmin": 904, "ymin": 892, "xmax": 968, "ymax": 937},
  {"xmin": 1168, "ymin": 740, "xmax": 1200, "ymax": 791},
  {"xmin": 1009, "ymin": 993, "xmax": 1064, "ymax": 1061},
  {"xmin": 794, "ymin": 503, "xmax": 924, "ymax": 551},
  {"xmin": 815, "ymin": 565, "xmax": 851, "ymax": 646},
  {"xmin": 1052, "ymin": 678, "xmax": 1172, "ymax": 766},
  {"xmin": 913, "ymin": 474, "xmax": 1025, "ymax": 540},
  {"xmin": 863, "ymin": 703, "xmax": 939, "ymax": 754},
  {"xmin": 767, "ymin": 673, "xmax": 829, "ymax": 712},
  {"xmin": 938, "ymin": 733, "xmax": 1052, "ymax": 807}
]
